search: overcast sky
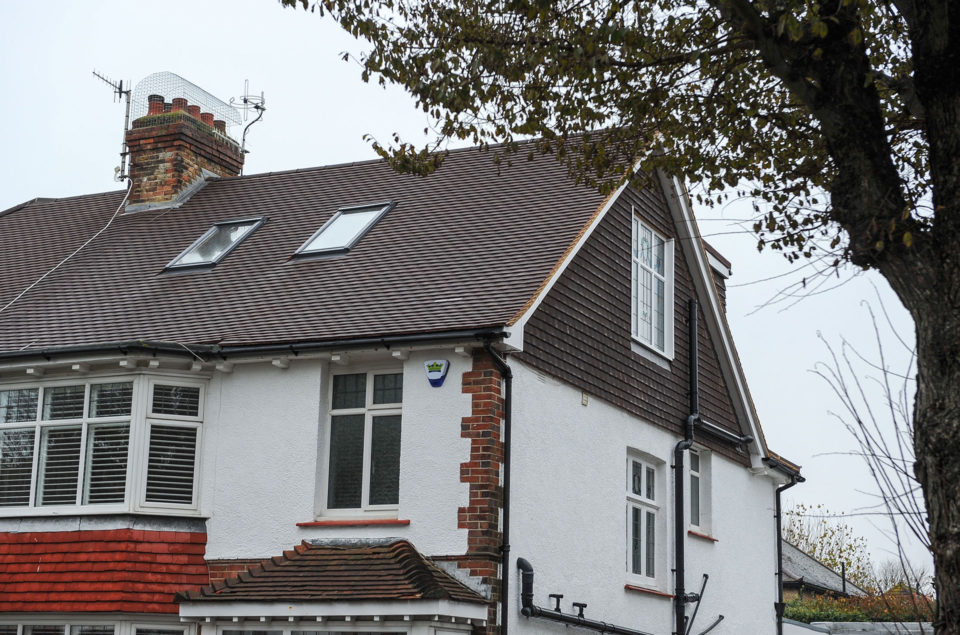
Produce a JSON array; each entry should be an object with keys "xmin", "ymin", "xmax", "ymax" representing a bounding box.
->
[{"xmin": 0, "ymin": 1, "xmax": 926, "ymax": 571}]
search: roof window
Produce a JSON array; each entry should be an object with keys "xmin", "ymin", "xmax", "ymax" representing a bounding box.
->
[
  {"xmin": 167, "ymin": 218, "xmax": 265, "ymax": 269},
  {"xmin": 297, "ymin": 202, "xmax": 393, "ymax": 255}
]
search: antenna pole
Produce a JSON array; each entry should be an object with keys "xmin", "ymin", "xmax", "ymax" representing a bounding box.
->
[{"xmin": 92, "ymin": 70, "xmax": 132, "ymax": 182}]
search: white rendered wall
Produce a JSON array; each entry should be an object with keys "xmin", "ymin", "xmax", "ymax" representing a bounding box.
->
[
  {"xmin": 201, "ymin": 349, "xmax": 474, "ymax": 560},
  {"xmin": 507, "ymin": 358, "xmax": 781, "ymax": 635}
]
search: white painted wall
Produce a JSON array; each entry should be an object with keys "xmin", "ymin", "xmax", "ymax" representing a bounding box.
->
[
  {"xmin": 201, "ymin": 349, "xmax": 475, "ymax": 560},
  {"xmin": 507, "ymin": 358, "xmax": 781, "ymax": 635}
]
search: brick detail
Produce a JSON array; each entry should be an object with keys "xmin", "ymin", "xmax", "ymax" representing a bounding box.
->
[
  {"xmin": 125, "ymin": 112, "xmax": 243, "ymax": 206},
  {"xmin": 0, "ymin": 528, "xmax": 209, "ymax": 613},
  {"xmin": 459, "ymin": 350, "xmax": 505, "ymax": 634},
  {"xmin": 205, "ymin": 558, "xmax": 262, "ymax": 585}
]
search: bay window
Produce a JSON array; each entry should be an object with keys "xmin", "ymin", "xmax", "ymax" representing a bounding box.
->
[{"xmin": 0, "ymin": 376, "xmax": 203, "ymax": 514}]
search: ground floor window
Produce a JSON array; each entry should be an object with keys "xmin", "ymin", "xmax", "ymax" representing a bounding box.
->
[{"xmin": 0, "ymin": 622, "xmax": 190, "ymax": 635}]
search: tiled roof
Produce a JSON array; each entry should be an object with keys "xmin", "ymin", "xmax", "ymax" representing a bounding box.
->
[
  {"xmin": 781, "ymin": 539, "xmax": 868, "ymax": 597},
  {"xmin": 0, "ymin": 144, "xmax": 608, "ymax": 354},
  {"xmin": 0, "ymin": 528, "xmax": 209, "ymax": 613},
  {"xmin": 177, "ymin": 539, "xmax": 486, "ymax": 604}
]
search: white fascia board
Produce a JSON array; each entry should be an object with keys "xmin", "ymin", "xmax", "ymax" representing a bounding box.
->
[
  {"xmin": 178, "ymin": 599, "xmax": 489, "ymax": 622},
  {"xmin": 655, "ymin": 170, "xmax": 769, "ymax": 465},
  {"xmin": 504, "ymin": 177, "xmax": 633, "ymax": 352},
  {"xmin": 706, "ymin": 251, "xmax": 732, "ymax": 279}
]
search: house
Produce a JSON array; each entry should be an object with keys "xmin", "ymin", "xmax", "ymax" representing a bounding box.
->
[
  {"xmin": 0, "ymin": 73, "xmax": 802, "ymax": 635},
  {"xmin": 781, "ymin": 540, "xmax": 869, "ymax": 600}
]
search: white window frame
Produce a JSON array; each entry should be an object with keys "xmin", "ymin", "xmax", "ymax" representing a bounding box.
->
[
  {"xmin": 625, "ymin": 452, "xmax": 662, "ymax": 587},
  {"xmin": 0, "ymin": 374, "xmax": 204, "ymax": 517},
  {"xmin": 631, "ymin": 211, "xmax": 675, "ymax": 359},
  {"xmin": 320, "ymin": 368, "xmax": 403, "ymax": 517},
  {"xmin": 688, "ymin": 447, "xmax": 711, "ymax": 533},
  {"xmin": 0, "ymin": 618, "xmax": 193, "ymax": 635}
]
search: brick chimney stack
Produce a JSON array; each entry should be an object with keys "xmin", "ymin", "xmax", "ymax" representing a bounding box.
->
[{"xmin": 124, "ymin": 94, "xmax": 243, "ymax": 211}]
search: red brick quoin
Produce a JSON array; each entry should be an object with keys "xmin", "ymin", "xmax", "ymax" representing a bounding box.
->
[
  {"xmin": 0, "ymin": 529, "xmax": 209, "ymax": 613},
  {"xmin": 458, "ymin": 351, "xmax": 505, "ymax": 634}
]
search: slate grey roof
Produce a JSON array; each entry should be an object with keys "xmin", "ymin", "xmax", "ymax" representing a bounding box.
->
[
  {"xmin": 782, "ymin": 540, "xmax": 869, "ymax": 596},
  {"xmin": 0, "ymin": 144, "xmax": 609, "ymax": 355}
]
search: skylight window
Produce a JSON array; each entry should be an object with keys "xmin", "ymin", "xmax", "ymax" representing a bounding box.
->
[
  {"xmin": 297, "ymin": 202, "xmax": 393, "ymax": 255},
  {"xmin": 167, "ymin": 218, "xmax": 264, "ymax": 269}
]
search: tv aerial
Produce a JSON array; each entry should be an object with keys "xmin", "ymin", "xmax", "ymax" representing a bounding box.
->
[
  {"xmin": 230, "ymin": 79, "xmax": 267, "ymax": 169},
  {"xmin": 92, "ymin": 70, "xmax": 132, "ymax": 181}
]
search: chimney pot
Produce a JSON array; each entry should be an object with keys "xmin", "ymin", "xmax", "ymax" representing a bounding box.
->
[
  {"xmin": 213, "ymin": 120, "xmax": 226, "ymax": 134},
  {"xmin": 187, "ymin": 105, "xmax": 201, "ymax": 118},
  {"xmin": 171, "ymin": 98, "xmax": 187, "ymax": 112},
  {"xmin": 200, "ymin": 112, "xmax": 214, "ymax": 126},
  {"xmin": 147, "ymin": 95, "xmax": 165, "ymax": 115}
]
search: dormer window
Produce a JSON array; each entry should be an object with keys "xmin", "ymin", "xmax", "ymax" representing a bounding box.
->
[
  {"xmin": 167, "ymin": 218, "xmax": 265, "ymax": 269},
  {"xmin": 296, "ymin": 202, "xmax": 393, "ymax": 256}
]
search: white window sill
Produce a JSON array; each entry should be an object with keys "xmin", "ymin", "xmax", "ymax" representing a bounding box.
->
[{"xmin": 630, "ymin": 339, "xmax": 672, "ymax": 369}]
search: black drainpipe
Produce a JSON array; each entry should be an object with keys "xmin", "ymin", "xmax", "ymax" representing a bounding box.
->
[
  {"xmin": 483, "ymin": 341, "xmax": 513, "ymax": 635},
  {"xmin": 674, "ymin": 299, "xmax": 699, "ymax": 635},
  {"xmin": 517, "ymin": 558, "xmax": 655, "ymax": 635},
  {"xmin": 774, "ymin": 467, "xmax": 802, "ymax": 635}
]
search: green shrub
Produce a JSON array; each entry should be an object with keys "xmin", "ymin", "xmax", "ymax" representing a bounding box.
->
[{"xmin": 783, "ymin": 594, "xmax": 935, "ymax": 624}]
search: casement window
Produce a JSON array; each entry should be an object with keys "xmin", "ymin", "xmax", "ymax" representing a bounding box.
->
[
  {"xmin": 0, "ymin": 377, "xmax": 202, "ymax": 514},
  {"xmin": 626, "ymin": 453, "xmax": 660, "ymax": 582},
  {"xmin": 324, "ymin": 371, "xmax": 402, "ymax": 513},
  {"xmin": 0, "ymin": 622, "xmax": 191, "ymax": 635},
  {"xmin": 689, "ymin": 448, "xmax": 711, "ymax": 531},
  {"xmin": 631, "ymin": 212, "xmax": 674, "ymax": 358}
]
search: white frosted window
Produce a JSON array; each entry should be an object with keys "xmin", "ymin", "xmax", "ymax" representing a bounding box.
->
[
  {"xmin": 168, "ymin": 219, "xmax": 261, "ymax": 268},
  {"xmin": 631, "ymin": 213, "xmax": 672, "ymax": 355},
  {"xmin": 299, "ymin": 204, "xmax": 390, "ymax": 254},
  {"xmin": 626, "ymin": 454, "xmax": 659, "ymax": 582}
]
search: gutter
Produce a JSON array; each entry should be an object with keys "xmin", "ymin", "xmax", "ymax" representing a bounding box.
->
[
  {"xmin": 0, "ymin": 329, "xmax": 509, "ymax": 364},
  {"xmin": 483, "ymin": 340, "xmax": 513, "ymax": 635}
]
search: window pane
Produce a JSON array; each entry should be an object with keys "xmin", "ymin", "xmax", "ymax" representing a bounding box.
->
[
  {"xmin": 332, "ymin": 374, "xmax": 366, "ymax": 409},
  {"xmin": 0, "ymin": 388, "xmax": 38, "ymax": 422},
  {"xmin": 369, "ymin": 415, "xmax": 401, "ymax": 505},
  {"xmin": 691, "ymin": 474, "xmax": 700, "ymax": 526},
  {"xmin": 646, "ymin": 466, "xmax": 655, "ymax": 501},
  {"xmin": 152, "ymin": 385, "xmax": 201, "ymax": 417},
  {"xmin": 174, "ymin": 220, "xmax": 259, "ymax": 266},
  {"xmin": 645, "ymin": 510, "xmax": 656, "ymax": 577},
  {"xmin": 37, "ymin": 426, "xmax": 82, "ymax": 505},
  {"xmin": 640, "ymin": 226, "xmax": 652, "ymax": 266},
  {"xmin": 654, "ymin": 277, "xmax": 665, "ymax": 350},
  {"xmin": 327, "ymin": 414, "xmax": 364, "ymax": 508},
  {"xmin": 145, "ymin": 425, "xmax": 197, "ymax": 504},
  {"xmin": 137, "ymin": 630, "xmax": 185, "ymax": 635},
  {"xmin": 653, "ymin": 234, "xmax": 665, "ymax": 275},
  {"xmin": 84, "ymin": 423, "xmax": 129, "ymax": 504},
  {"xmin": 42, "ymin": 385, "xmax": 85, "ymax": 420},
  {"xmin": 303, "ymin": 208, "xmax": 382, "ymax": 253},
  {"xmin": 373, "ymin": 373, "xmax": 403, "ymax": 405},
  {"xmin": 70, "ymin": 627, "xmax": 115, "ymax": 635},
  {"xmin": 25, "ymin": 627, "xmax": 65, "ymax": 635},
  {"xmin": 690, "ymin": 451, "xmax": 700, "ymax": 473},
  {"xmin": 631, "ymin": 460, "xmax": 642, "ymax": 496},
  {"xmin": 631, "ymin": 506, "xmax": 642, "ymax": 575},
  {"xmin": 0, "ymin": 626, "xmax": 17, "ymax": 635},
  {"xmin": 639, "ymin": 269, "xmax": 652, "ymax": 342},
  {"xmin": 89, "ymin": 382, "xmax": 133, "ymax": 418},
  {"xmin": 0, "ymin": 428, "xmax": 35, "ymax": 506}
]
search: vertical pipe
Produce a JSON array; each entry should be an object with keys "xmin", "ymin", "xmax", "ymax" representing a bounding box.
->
[
  {"xmin": 775, "ymin": 476, "xmax": 799, "ymax": 635},
  {"xmin": 674, "ymin": 299, "xmax": 699, "ymax": 635},
  {"xmin": 484, "ymin": 342, "xmax": 513, "ymax": 635}
]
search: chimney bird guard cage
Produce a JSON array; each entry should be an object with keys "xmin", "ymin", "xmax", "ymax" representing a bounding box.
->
[{"xmin": 130, "ymin": 72, "xmax": 242, "ymax": 139}]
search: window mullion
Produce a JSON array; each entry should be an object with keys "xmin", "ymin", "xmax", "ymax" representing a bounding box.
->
[
  {"xmin": 361, "ymin": 413, "xmax": 373, "ymax": 509},
  {"xmin": 76, "ymin": 422, "xmax": 89, "ymax": 505}
]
